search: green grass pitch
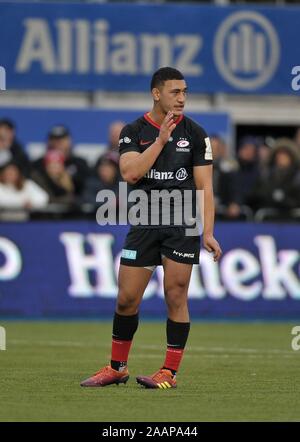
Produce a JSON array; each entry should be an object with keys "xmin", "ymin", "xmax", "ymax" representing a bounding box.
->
[{"xmin": 0, "ymin": 320, "xmax": 299, "ymax": 422}]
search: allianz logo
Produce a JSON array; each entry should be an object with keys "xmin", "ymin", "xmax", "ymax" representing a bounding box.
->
[{"xmin": 145, "ymin": 168, "xmax": 188, "ymax": 181}]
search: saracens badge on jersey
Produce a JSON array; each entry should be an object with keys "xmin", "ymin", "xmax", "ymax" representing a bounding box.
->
[{"xmin": 177, "ymin": 140, "xmax": 190, "ymax": 148}]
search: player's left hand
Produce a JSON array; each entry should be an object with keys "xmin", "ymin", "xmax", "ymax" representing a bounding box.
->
[{"xmin": 203, "ymin": 235, "xmax": 222, "ymax": 262}]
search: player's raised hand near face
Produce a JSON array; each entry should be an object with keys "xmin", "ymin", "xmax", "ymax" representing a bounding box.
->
[{"xmin": 158, "ymin": 111, "xmax": 177, "ymax": 146}]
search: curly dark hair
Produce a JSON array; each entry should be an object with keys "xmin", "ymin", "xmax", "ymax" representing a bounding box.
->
[{"xmin": 150, "ymin": 67, "xmax": 184, "ymax": 91}]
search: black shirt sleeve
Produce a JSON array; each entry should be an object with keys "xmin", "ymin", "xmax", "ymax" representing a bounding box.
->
[
  {"xmin": 119, "ymin": 124, "xmax": 141, "ymax": 156},
  {"xmin": 191, "ymin": 123, "xmax": 213, "ymax": 166}
]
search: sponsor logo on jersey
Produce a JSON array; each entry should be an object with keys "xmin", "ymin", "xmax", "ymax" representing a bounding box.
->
[
  {"xmin": 204, "ymin": 137, "xmax": 213, "ymax": 160},
  {"xmin": 145, "ymin": 169, "xmax": 174, "ymax": 180},
  {"xmin": 119, "ymin": 137, "xmax": 132, "ymax": 145},
  {"xmin": 173, "ymin": 250, "xmax": 195, "ymax": 259},
  {"xmin": 175, "ymin": 168, "xmax": 188, "ymax": 181},
  {"xmin": 121, "ymin": 249, "xmax": 137, "ymax": 260},
  {"xmin": 145, "ymin": 168, "xmax": 188, "ymax": 181},
  {"xmin": 140, "ymin": 139, "xmax": 153, "ymax": 146}
]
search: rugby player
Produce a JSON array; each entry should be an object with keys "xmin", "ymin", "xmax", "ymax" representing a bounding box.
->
[{"xmin": 81, "ymin": 67, "xmax": 222, "ymax": 389}]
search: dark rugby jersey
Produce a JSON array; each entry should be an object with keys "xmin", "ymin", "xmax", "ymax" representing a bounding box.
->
[{"xmin": 119, "ymin": 113, "xmax": 213, "ymax": 228}]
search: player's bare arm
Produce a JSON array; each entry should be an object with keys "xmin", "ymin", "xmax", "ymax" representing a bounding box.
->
[
  {"xmin": 193, "ymin": 164, "xmax": 222, "ymax": 262},
  {"xmin": 120, "ymin": 111, "xmax": 176, "ymax": 184}
]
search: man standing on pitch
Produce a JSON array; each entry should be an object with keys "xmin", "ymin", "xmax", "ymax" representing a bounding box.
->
[{"xmin": 81, "ymin": 67, "xmax": 222, "ymax": 389}]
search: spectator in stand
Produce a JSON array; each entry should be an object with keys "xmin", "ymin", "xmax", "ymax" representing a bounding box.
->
[
  {"xmin": 32, "ymin": 125, "xmax": 90, "ymax": 196},
  {"xmin": 210, "ymin": 135, "xmax": 238, "ymax": 216},
  {"xmin": 251, "ymin": 138, "xmax": 300, "ymax": 214},
  {"xmin": 229, "ymin": 136, "xmax": 260, "ymax": 217},
  {"xmin": 0, "ymin": 158, "xmax": 48, "ymax": 210},
  {"xmin": 31, "ymin": 150, "xmax": 75, "ymax": 205},
  {"xmin": 293, "ymin": 127, "xmax": 300, "ymax": 151},
  {"xmin": 0, "ymin": 118, "xmax": 31, "ymax": 177},
  {"xmin": 107, "ymin": 121, "xmax": 125, "ymax": 152},
  {"xmin": 257, "ymin": 137, "xmax": 273, "ymax": 176},
  {"xmin": 81, "ymin": 151, "xmax": 120, "ymax": 207}
]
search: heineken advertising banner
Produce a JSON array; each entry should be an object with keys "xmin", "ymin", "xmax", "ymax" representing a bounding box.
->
[{"xmin": 0, "ymin": 221, "xmax": 300, "ymax": 319}]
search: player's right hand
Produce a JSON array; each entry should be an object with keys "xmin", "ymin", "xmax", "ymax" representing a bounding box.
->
[{"xmin": 157, "ymin": 111, "xmax": 177, "ymax": 146}]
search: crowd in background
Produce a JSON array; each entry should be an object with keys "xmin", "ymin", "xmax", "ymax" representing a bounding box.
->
[
  {"xmin": 0, "ymin": 117, "xmax": 300, "ymax": 222},
  {"xmin": 212, "ymin": 130, "xmax": 300, "ymax": 221}
]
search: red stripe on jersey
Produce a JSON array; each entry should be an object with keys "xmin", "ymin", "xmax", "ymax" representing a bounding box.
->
[{"xmin": 144, "ymin": 112, "xmax": 183, "ymax": 129}]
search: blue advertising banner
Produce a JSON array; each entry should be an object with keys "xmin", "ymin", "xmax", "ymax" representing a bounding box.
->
[
  {"xmin": 0, "ymin": 107, "xmax": 231, "ymax": 161},
  {"xmin": 0, "ymin": 3, "xmax": 299, "ymax": 93},
  {"xmin": 0, "ymin": 221, "xmax": 300, "ymax": 319}
]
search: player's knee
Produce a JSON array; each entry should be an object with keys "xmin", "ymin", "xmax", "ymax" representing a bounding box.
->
[
  {"xmin": 165, "ymin": 284, "xmax": 188, "ymax": 309},
  {"xmin": 117, "ymin": 290, "xmax": 139, "ymax": 313}
]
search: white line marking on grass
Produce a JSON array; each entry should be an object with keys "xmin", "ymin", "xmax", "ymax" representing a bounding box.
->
[{"xmin": 9, "ymin": 339, "xmax": 296, "ymax": 356}]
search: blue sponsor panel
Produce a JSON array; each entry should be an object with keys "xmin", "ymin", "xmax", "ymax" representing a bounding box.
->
[
  {"xmin": 0, "ymin": 3, "xmax": 299, "ymax": 93},
  {"xmin": 0, "ymin": 221, "xmax": 300, "ymax": 319},
  {"xmin": 0, "ymin": 107, "xmax": 231, "ymax": 156}
]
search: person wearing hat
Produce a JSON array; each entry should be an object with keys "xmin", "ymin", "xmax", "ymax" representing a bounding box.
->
[
  {"xmin": 31, "ymin": 149, "xmax": 75, "ymax": 204},
  {"xmin": 32, "ymin": 125, "xmax": 90, "ymax": 197}
]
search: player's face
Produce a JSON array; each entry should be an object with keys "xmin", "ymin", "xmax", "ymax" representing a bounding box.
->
[{"xmin": 155, "ymin": 79, "xmax": 187, "ymax": 117}]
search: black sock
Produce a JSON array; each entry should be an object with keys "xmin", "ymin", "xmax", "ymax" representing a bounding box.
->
[{"xmin": 111, "ymin": 312, "xmax": 139, "ymax": 371}]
